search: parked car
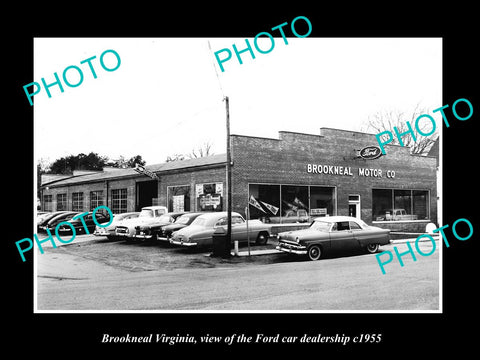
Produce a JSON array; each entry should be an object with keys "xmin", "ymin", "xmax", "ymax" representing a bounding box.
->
[
  {"xmin": 37, "ymin": 211, "xmax": 72, "ymax": 232},
  {"xmin": 133, "ymin": 212, "xmax": 186, "ymax": 241},
  {"xmin": 170, "ymin": 211, "xmax": 271, "ymax": 248},
  {"xmin": 159, "ymin": 212, "xmax": 205, "ymax": 241},
  {"xmin": 385, "ymin": 209, "xmax": 418, "ymax": 221},
  {"xmin": 276, "ymin": 216, "xmax": 390, "ymax": 261},
  {"xmin": 262, "ymin": 209, "xmax": 311, "ymax": 224},
  {"xmin": 41, "ymin": 211, "xmax": 80, "ymax": 232},
  {"xmin": 56, "ymin": 211, "xmax": 111, "ymax": 234},
  {"xmin": 115, "ymin": 206, "xmax": 168, "ymax": 240},
  {"xmin": 93, "ymin": 212, "xmax": 140, "ymax": 240}
]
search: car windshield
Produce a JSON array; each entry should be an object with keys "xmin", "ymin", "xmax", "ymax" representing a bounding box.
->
[
  {"xmin": 175, "ymin": 216, "xmax": 191, "ymax": 225},
  {"xmin": 157, "ymin": 215, "xmax": 172, "ymax": 223},
  {"xmin": 139, "ymin": 209, "xmax": 154, "ymax": 218},
  {"xmin": 191, "ymin": 217, "xmax": 207, "ymax": 226},
  {"xmin": 310, "ymin": 221, "xmax": 332, "ymax": 232}
]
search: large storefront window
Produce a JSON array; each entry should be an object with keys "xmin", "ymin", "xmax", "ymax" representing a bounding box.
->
[
  {"xmin": 248, "ymin": 184, "xmax": 336, "ymax": 223},
  {"xmin": 281, "ymin": 185, "xmax": 309, "ymax": 218},
  {"xmin": 111, "ymin": 188, "xmax": 127, "ymax": 214},
  {"xmin": 249, "ymin": 184, "xmax": 280, "ymax": 222},
  {"xmin": 372, "ymin": 189, "xmax": 392, "ymax": 221},
  {"xmin": 413, "ymin": 190, "xmax": 429, "ymax": 220},
  {"xmin": 196, "ymin": 183, "xmax": 223, "ymax": 212},
  {"xmin": 168, "ymin": 185, "xmax": 191, "ymax": 212},
  {"xmin": 372, "ymin": 189, "xmax": 429, "ymax": 221},
  {"xmin": 310, "ymin": 186, "xmax": 335, "ymax": 217}
]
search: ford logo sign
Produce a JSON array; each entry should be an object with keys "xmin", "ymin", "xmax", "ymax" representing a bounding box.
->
[{"xmin": 359, "ymin": 146, "xmax": 382, "ymax": 159}]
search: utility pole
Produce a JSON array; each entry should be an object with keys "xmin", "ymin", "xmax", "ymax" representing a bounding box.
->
[{"xmin": 225, "ymin": 96, "xmax": 232, "ymax": 257}]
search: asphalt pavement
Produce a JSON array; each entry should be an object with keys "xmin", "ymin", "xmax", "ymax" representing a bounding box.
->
[{"xmin": 36, "ymin": 237, "xmax": 440, "ymax": 311}]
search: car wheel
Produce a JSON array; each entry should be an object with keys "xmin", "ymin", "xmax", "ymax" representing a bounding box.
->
[
  {"xmin": 255, "ymin": 232, "xmax": 268, "ymax": 245},
  {"xmin": 366, "ymin": 243, "xmax": 380, "ymax": 253},
  {"xmin": 307, "ymin": 245, "xmax": 322, "ymax": 261}
]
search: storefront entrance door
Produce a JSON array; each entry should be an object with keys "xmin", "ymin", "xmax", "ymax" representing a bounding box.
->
[{"xmin": 348, "ymin": 195, "xmax": 361, "ymax": 219}]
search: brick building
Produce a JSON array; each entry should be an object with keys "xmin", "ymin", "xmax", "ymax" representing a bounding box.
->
[{"xmin": 40, "ymin": 127, "xmax": 438, "ymax": 232}]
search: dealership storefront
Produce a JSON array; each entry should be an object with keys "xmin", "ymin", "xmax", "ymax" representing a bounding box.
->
[{"xmin": 40, "ymin": 128, "xmax": 437, "ymax": 232}]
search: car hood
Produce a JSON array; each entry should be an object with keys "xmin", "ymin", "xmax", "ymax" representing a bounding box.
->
[
  {"xmin": 278, "ymin": 229, "xmax": 327, "ymax": 240},
  {"xmin": 119, "ymin": 217, "xmax": 158, "ymax": 228}
]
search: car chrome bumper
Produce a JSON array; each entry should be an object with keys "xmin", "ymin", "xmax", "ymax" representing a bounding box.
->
[
  {"xmin": 115, "ymin": 232, "xmax": 131, "ymax": 237},
  {"xmin": 133, "ymin": 233, "xmax": 153, "ymax": 240},
  {"xmin": 169, "ymin": 239, "xmax": 197, "ymax": 247},
  {"xmin": 93, "ymin": 229, "xmax": 111, "ymax": 236},
  {"xmin": 276, "ymin": 243, "xmax": 307, "ymax": 255}
]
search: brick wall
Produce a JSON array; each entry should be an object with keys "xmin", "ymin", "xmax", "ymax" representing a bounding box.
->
[
  {"xmin": 231, "ymin": 128, "xmax": 437, "ymax": 227},
  {"xmin": 42, "ymin": 166, "xmax": 226, "ymax": 214}
]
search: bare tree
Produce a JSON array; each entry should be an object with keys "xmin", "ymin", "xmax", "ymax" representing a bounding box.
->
[
  {"xmin": 361, "ymin": 104, "xmax": 438, "ymax": 155},
  {"xmin": 165, "ymin": 141, "xmax": 215, "ymax": 162},
  {"xmin": 165, "ymin": 153, "xmax": 186, "ymax": 162},
  {"xmin": 188, "ymin": 141, "xmax": 214, "ymax": 159}
]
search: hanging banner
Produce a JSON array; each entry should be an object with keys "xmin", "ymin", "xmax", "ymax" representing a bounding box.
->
[
  {"xmin": 260, "ymin": 200, "xmax": 279, "ymax": 215},
  {"xmin": 249, "ymin": 195, "xmax": 266, "ymax": 213},
  {"xmin": 293, "ymin": 197, "xmax": 307, "ymax": 209}
]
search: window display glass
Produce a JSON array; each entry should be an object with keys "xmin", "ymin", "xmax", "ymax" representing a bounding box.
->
[
  {"xmin": 372, "ymin": 189, "xmax": 429, "ymax": 221},
  {"xmin": 248, "ymin": 184, "xmax": 336, "ymax": 223}
]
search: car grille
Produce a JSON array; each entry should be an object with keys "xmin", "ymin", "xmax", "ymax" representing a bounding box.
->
[
  {"xmin": 136, "ymin": 228, "xmax": 151, "ymax": 235},
  {"xmin": 116, "ymin": 226, "xmax": 129, "ymax": 234}
]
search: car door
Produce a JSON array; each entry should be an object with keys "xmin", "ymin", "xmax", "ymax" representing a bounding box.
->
[
  {"xmin": 349, "ymin": 220, "xmax": 368, "ymax": 248},
  {"xmin": 329, "ymin": 221, "xmax": 357, "ymax": 251},
  {"xmin": 230, "ymin": 215, "xmax": 248, "ymax": 242},
  {"xmin": 85, "ymin": 213, "xmax": 95, "ymax": 231}
]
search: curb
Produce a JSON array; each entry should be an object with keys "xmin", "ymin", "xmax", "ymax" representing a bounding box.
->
[
  {"xmin": 231, "ymin": 235, "xmax": 440, "ymax": 257},
  {"xmin": 232, "ymin": 249, "xmax": 280, "ymax": 257},
  {"xmin": 390, "ymin": 235, "xmax": 439, "ymax": 244}
]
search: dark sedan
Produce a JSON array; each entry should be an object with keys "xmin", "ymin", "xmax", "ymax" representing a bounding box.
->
[
  {"xmin": 37, "ymin": 211, "xmax": 75, "ymax": 232},
  {"xmin": 41, "ymin": 211, "xmax": 80, "ymax": 232},
  {"xmin": 56, "ymin": 211, "xmax": 111, "ymax": 234},
  {"xmin": 157, "ymin": 212, "xmax": 205, "ymax": 241},
  {"xmin": 133, "ymin": 212, "xmax": 186, "ymax": 241},
  {"xmin": 276, "ymin": 216, "xmax": 390, "ymax": 261}
]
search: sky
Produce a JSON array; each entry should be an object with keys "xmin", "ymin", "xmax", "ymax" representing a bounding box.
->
[{"xmin": 34, "ymin": 37, "xmax": 442, "ymax": 166}]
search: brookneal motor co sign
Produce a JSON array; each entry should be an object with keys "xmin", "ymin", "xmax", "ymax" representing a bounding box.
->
[
  {"xmin": 359, "ymin": 146, "xmax": 383, "ymax": 160},
  {"xmin": 306, "ymin": 164, "xmax": 396, "ymax": 178}
]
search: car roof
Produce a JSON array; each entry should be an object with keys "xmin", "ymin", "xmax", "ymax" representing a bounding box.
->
[
  {"xmin": 314, "ymin": 216, "xmax": 362, "ymax": 223},
  {"xmin": 166, "ymin": 212, "xmax": 187, "ymax": 217},
  {"xmin": 196, "ymin": 211, "xmax": 241, "ymax": 220},
  {"xmin": 141, "ymin": 206, "xmax": 167, "ymax": 210},
  {"xmin": 178, "ymin": 212, "xmax": 203, "ymax": 217}
]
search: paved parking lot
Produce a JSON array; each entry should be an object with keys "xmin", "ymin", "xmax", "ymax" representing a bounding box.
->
[
  {"xmin": 37, "ymin": 234, "xmax": 280, "ymax": 272},
  {"xmin": 35, "ymin": 234, "xmax": 440, "ymax": 311}
]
